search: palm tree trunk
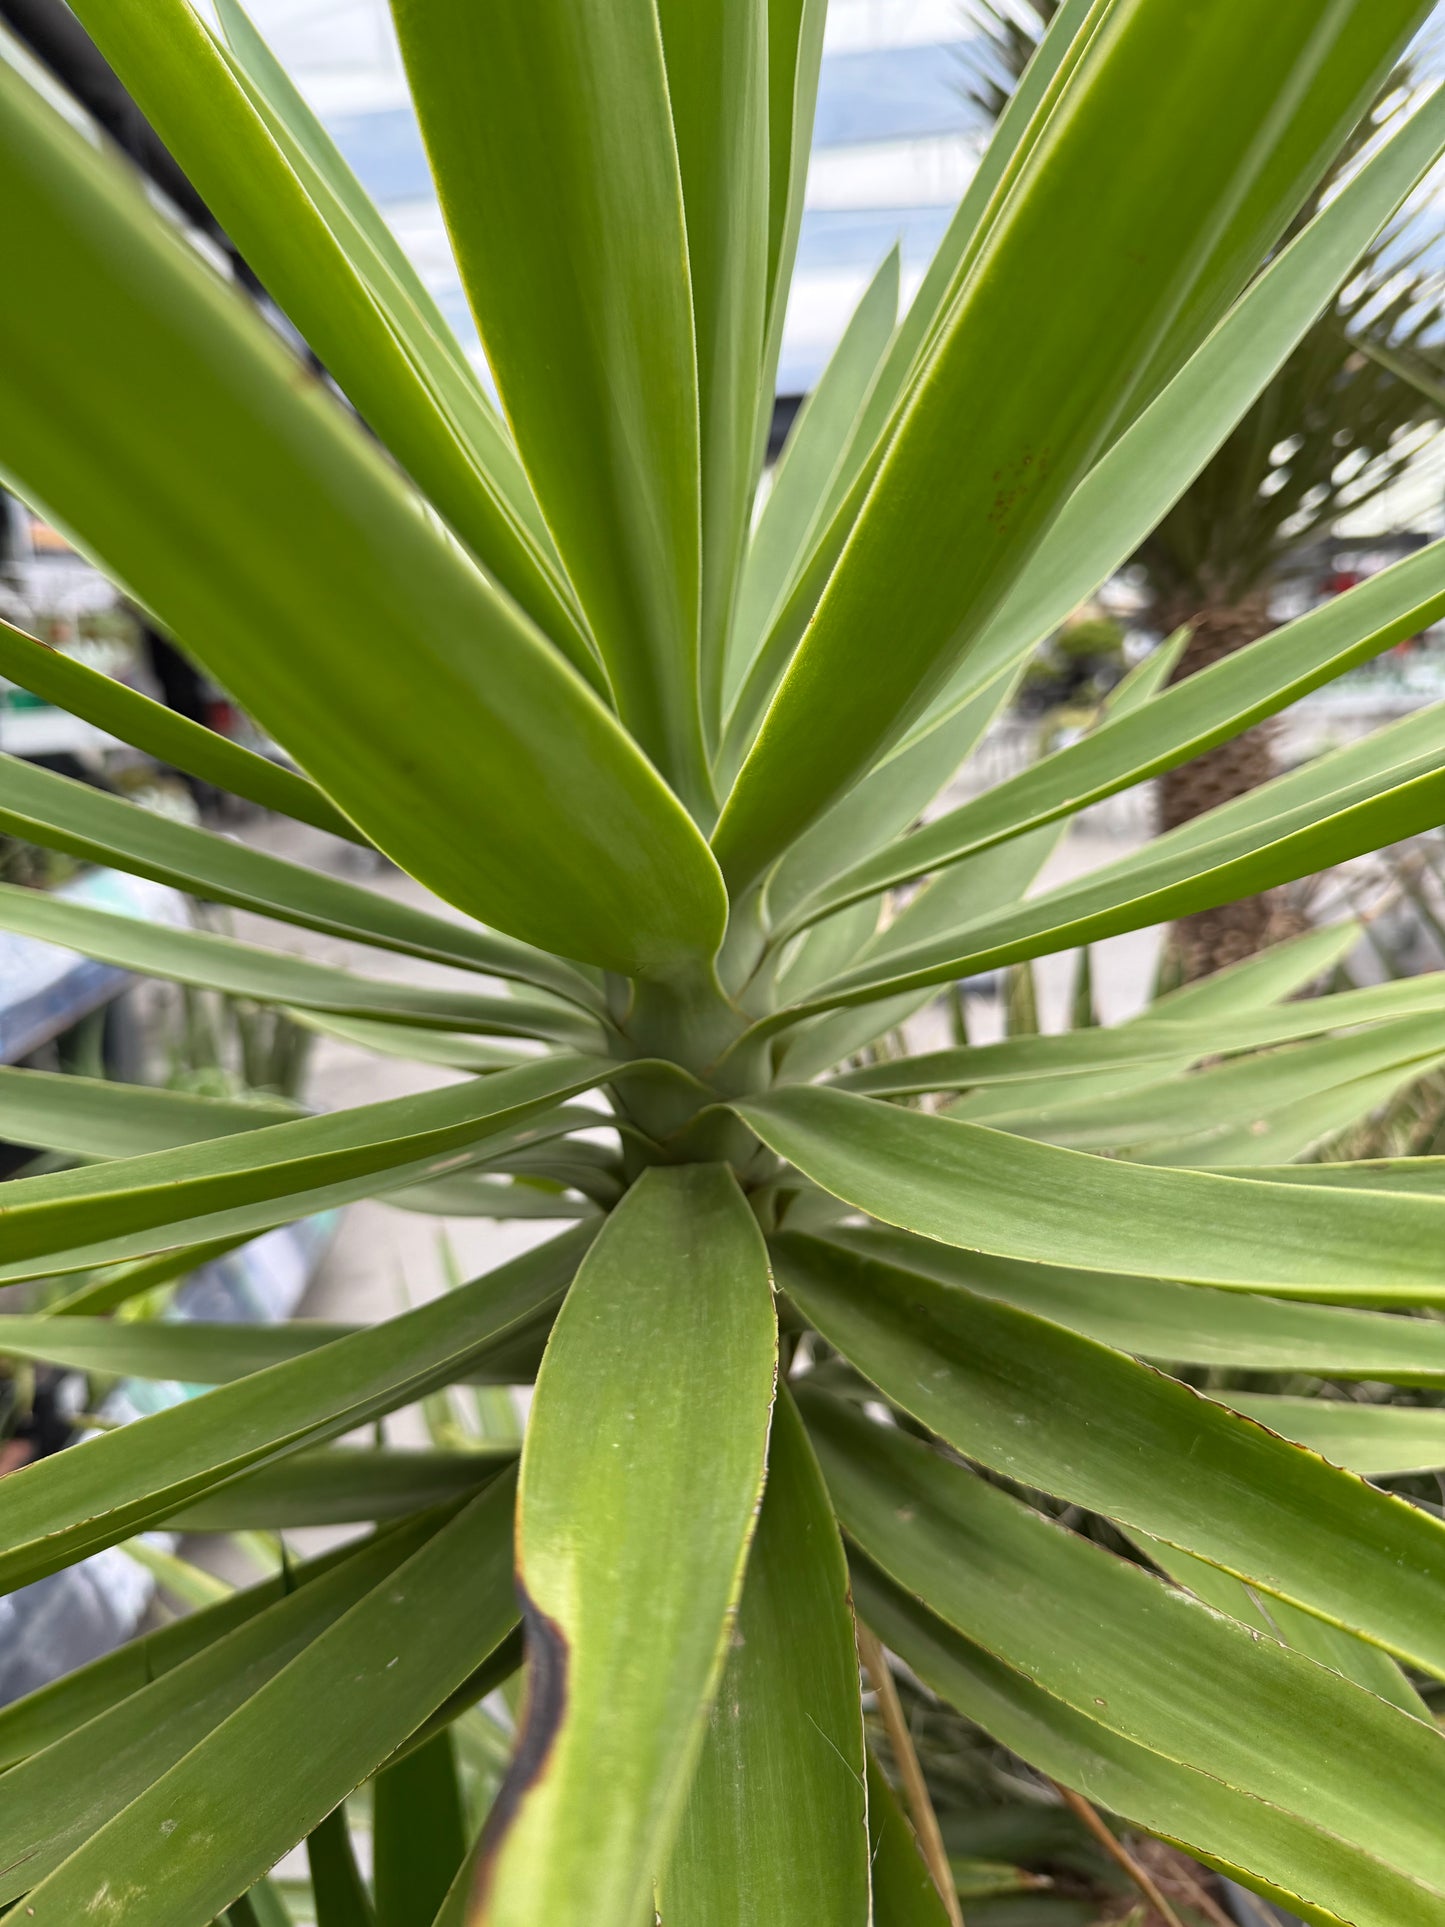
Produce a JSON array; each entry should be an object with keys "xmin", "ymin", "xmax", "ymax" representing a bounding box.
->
[{"xmin": 1156, "ymin": 593, "xmax": 1301, "ymax": 981}]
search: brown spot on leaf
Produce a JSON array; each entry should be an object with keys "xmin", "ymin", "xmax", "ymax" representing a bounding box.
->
[{"xmin": 469, "ymin": 1582, "xmax": 570, "ymax": 1918}]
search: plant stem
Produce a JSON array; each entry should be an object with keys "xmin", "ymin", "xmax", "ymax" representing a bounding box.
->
[
  {"xmin": 1049, "ymin": 1781, "xmax": 1187, "ymax": 1927},
  {"xmin": 857, "ymin": 1620, "xmax": 964, "ymax": 1927}
]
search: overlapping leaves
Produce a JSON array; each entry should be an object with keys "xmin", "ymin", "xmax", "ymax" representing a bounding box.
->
[{"xmin": 0, "ymin": 1, "xmax": 1443, "ymax": 1924}]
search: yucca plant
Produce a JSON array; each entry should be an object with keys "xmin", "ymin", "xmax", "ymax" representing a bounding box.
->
[{"xmin": 9, "ymin": 0, "xmax": 1445, "ymax": 1922}]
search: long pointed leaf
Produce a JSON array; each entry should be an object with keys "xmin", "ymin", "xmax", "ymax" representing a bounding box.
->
[
  {"xmin": 168, "ymin": 1447, "xmax": 508, "ymax": 1532},
  {"xmin": 775, "ymin": 1233, "xmax": 1445, "ymax": 1679},
  {"xmin": 657, "ymin": 1387, "xmax": 869, "ymax": 1925},
  {"xmin": 391, "ymin": 0, "xmax": 709, "ymax": 810},
  {"xmin": 0, "ymin": 886, "xmax": 604, "ymax": 1044},
  {"xmin": 0, "ymin": 1055, "xmax": 609, "ymax": 1276},
  {"xmin": 0, "ymin": 55, "xmax": 724, "ymax": 970},
  {"xmin": 803, "ymin": 530, "xmax": 1445, "ymax": 927},
  {"xmin": 66, "ymin": 0, "xmax": 597, "ymax": 685},
  {"xmin": 0, "ymin": 1514, "xmax": 443, "ymax": 1906},
  {"xmin": 819, "ymin": 1223, "xmax": 1445, "ymax": 1385},
  {"xmin": 759, "ymin": 0, "xmax": 827, "ymax": 423},
  {"xmin": 869, "ymin": 78, "xmax": 1445, "ymax": 767},
  {"xmin": 476, "ymin": 1166, "xmax": 777, "ymax": 1927},
  {"xmin": 866, "ymin": 1753, "xmax": 953, "ymax": 1927},
  {"xmin": 856, "ymin": 1559, "xmax": 1428, "ymax": 1927},
  {"xmin": 0, "ymin": 1532, "xmax": 383, "ymax": 1771},
  {"xmin": 0, "ymin": 749, "xmax": 599, "ymax": 1005},
  {"xmin": 739, "ymin": 1086, "xmax": 1445, "ymax": 1297},
  {"xmin": 0, "ymin": 617, "xmax": 357, "ymax": 841},
  {"xmin": 374, "ymin": 1732, "xmax": 467, "ymax": 1927},
  {"xmin": 816, "ymin": 1400, "xmax": 1445, "ymax": 1927},
  {"xmin": 796, "ymin": 711, "xmax": 1445, "ymax": 1010},
  {"xmin": 0, "ymin": 1229, "xmax": 586, "ymax": 1591},
  {"xmin": 711, "ymin": 0, "xmax": 1432, "ymax": 888},
  {"xmin": 21, "ymin": 1480, "xmax": 519, "ymax": 1926},
  {"xmin": 724, "ymin": 248, "xmax": 899, "ymax": 745},
  {"xmin": 307, "ymin": 1805, "xmax": 375, "ymax": 1927},
  {"xmin": 657, "ymin": 0, "xmax": 769, "ymax": 727}
]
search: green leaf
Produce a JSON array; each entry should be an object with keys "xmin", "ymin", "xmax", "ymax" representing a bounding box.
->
[
  {"xmin": 856, "ymin": 1560, "xmax": 1418, "ymax": 1927},
  {"xmin": 818, "ymin": 1223, "xmax": 1445, "ymax": 1386},
  {"xmin": 120, "ymin": 1537, "xmax": 233, "ymax": 1610},
  {"xmin": 20, "ymin": 1480, "xmax": 519, "ymax": 1926},
  {"xmin": 374, "ymin": 1731, "xmax": 467, "ymax": 1927},
  {"xmin": 772, "ymin": 821, "xmax": 1058, "ymax": 1082},
  {"xmin": 1126, "ymin": 1531, "xmax": 1427, "ymax": 1719},
  {"xmin": 212, "ymin": 5, "xmax": 604, "ymax": 699},
  {"xmin": 44, "ymin": 1236, "xmax": 255, "ymax": 1317},
  {"xmin": 972, "ymin": 1013, "xmax": 1445, "ymax": 1154},
  {"xmin": 385, "ymin": 1173, "xmax": 597, "ymax": 1223},
  {"xmin": 657, "ymin": 1387, "xmax": 869, "ymax": 1925},
  {"xmin": 829, "ymin": 640, "xmax": 1173, "ymax": 984},
  {"xmin": 0, "ymin": 886, "xmax": 604, "ymax": 1046},
  {"xmin": 1211, "ymin": 1156, "xmax": 1445, "ymax": 1196},
  {"xmin": 167, "ymin": 1446, "xmax": 508, "ymax": 1531},
  {"xmin": 285, "ymin": 1011, "xmax": 531, "ymax": 1075},
  {"xmin": 0, "ymin": 1056, "xmax": 609, "ymax": 1280},
  {"xmin": 209, "ymin": 0, "xmax": 548, "ymax": 564},
  {"xmin": 0, "ymin": 1514, "xmax": 443, "ymax": 1906},
  {"xmin": 66, "ymin": 0, "xmax": 596, "ymax": 688},
  {"xmin": 759, "ymin": 0, "xmax": 827, "ymax": 422},
  {"xmin": 802, "ymin": 530, "xmax": 1445, "ymax": 926},
  {"xmin": 812, "ymin": 1397, "xmax": 1445, "ymax": 1927},
  {"xmin": 0, "ymin": 1533, "xmax": 372, "ymax": 1770},
  {"xmin": 307, "ymin": 1805, "xmax": 375, "ymax": 1927},
  {"xmin": 391, "ymin": 0, "xmax": 709, "ymax": 812},
  {"xmin": 477, "ymin": 1167, "xmax": 777, "ymax": 1927},
  {"xmin": 878, "ymin": 0, "xmax": 1108, "ymax": 423},
  {"xmin": 746, "ymin": 22, "xmax": 1445, "ymax": 791},
  {"xmin": 0, "ymin": 1064, "xmax": 295, "ymax": 1161},
  {"xmin": 731, "ymin": 0, "xmax": 1110, "ymax": 755},
  {"xmin": 1118, "ymin": 1060, "xmax": 1445, "ymax": 1171},
  {"xmin": 656, "ymin": 0, "xmax": 770, "ymax": 724},
  {"xmin": 723, "ymin": 248, "xmax": 900, "ymax": 753},
  {"xmin": 0, "ymin": 54, "xmax": 725, "ymax": 970},
  {"xmin": 866, "ymin": 1753, "xmax": 953, "ymax": 1927},
  {"xmin": 795, "ymin": 704, "xmax": 1445, "ymax": 1010},
  {"xmin": 0, "ymin": 749, "xmax": 601, "ymax": 1005},
  {"xmin": 775, "ymin": 1233, "xmax": 1445, "ymax": 1679},
  {"xmin": 1222, "ymin": 1395, "xmax": 1445, "ymax": 1477},
  {"xmin": 878, "ymin": 77, "xmax": 1445, "ymax": 761},
  {"xmin": 848, "ymin": 822, "xmax": 1063, "ymax": 979},
  {"xmin": 228, "ymin": 1880, "xmax": 291, "ymax": 1927},
  {"xmin": 739, "ymin": 1086, "xmax": 1445, "ymax": 1298},
  {"xmin": 710, "ymin": 0, "xmax": 1432, "ymax": 888},
  {"xmin": 835, "ymin": 954, "xmax": 1445, "ymax": 1102},
  {"xmin": 0, "ymin": 1229, "xmax": 586, "ymax": 1590},
  {"xmin": 0, "ymin": 617, "xmax": 357, "ymax": 840},
  {"xmin": 764, "ymin": 676, "xmax": 1010, "ymax": 936},
  {"xmin": 210, "ymin": 0, "xmax": 489, "ymax": 414}
]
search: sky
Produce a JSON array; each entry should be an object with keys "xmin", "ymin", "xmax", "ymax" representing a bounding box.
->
[{"xmin": 231, "ymin": 0, "xmax": 988, "ymax": 393}]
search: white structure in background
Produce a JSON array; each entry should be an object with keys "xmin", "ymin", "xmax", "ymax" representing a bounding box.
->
[
  {"xmin": 227, "ymin": 0, "xmax": 985, "ymax": 393},
  {"xmin": 176, "ymin": 4, "xmax": 1445, "ymax": 535}
]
